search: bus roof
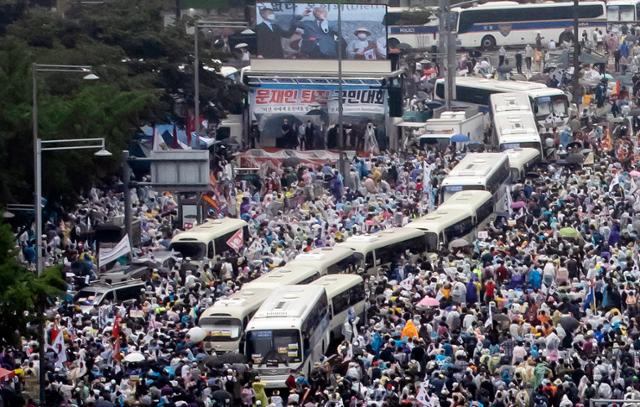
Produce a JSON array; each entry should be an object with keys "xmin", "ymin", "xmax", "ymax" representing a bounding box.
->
[
  {"xmin": 242, "ymin": 265, "xmax": 320, "ymax": 291},
  {"xmin": 505, "ymin": 148, "xmax": 540, "ymax": 168},
  {"xmin": 292, "ymin": 247, "xmax": 354, "ymax": 267},
  {"xmin": 170, "ymin": 218, "xmax": 247, "ymax": 245},
  {"xmin": 200, "ymin": 289, "xmax": 271, "ymax": 320},
  {"xmin": 310, "ymin": 274, "xmax": 364, "ymax": 299},
  {"xmin": 525, "ymin": 88, "xmax": 568, "ymax": 98},
  {"xmin": 248, "ymin": 285, "xmax": 327, "ymax": 327},
  {"xmin": 439, "ymin": 190, "xmax": 493, "ymax": 211},
  {"xmin": 491, "ymin": 92, "xmax": 532, "ymax": 113},
  {"xmin": 445, "ymin": 76, "xmax": 547, "ymax": 92},
  {"xmin": 406, "ymin": 208, "xmax": 474, "ymax": 233},
  {"xmin": 337, "ymin": 227, "xmax": 425, "ymax": 253},
  {"xmin": 448, "ymin": 153, "xmax": 508, "ymax": 178},
  {"xmin": 454, "ymin": 1, "xmax": 603, "ymax": 11}
]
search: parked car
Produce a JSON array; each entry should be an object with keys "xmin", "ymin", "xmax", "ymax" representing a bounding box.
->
[
  {"xmin": 99, "ymin": 250, "xmax": 180, "ymax": 283},
  {"xmin": 74, "ymin": 279, "xmax": 145, "ymax": 313}
]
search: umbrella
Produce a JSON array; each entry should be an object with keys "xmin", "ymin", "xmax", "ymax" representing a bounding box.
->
[
  {"xmin": 123, "ymin": 352, "xmax": 146, "ymax": 363},
  {"xmin": 282, "ymin": 156, "xmax": 301, "ymax": 168},
  {"xmin": 187, "ymin": 326, "xmax": 208, "ymax": 344},
  {"xmin": 559, "ymin": 315, "xmax": 580, "ymax": 332},
  {"xmin": 525, "ymin": 172, "xmax": 541, "ymax": 179},
  {"xmin": 450, "ymin": 134, "xmax": 470, "ymax": 143},
  {"xmin": 0, "ymin": 368, "xmax": 14, "ymax": 381},
  {"xmin": 450, "ymin": 238, "xmax": 470, "ymax": 249},
  {"xmin": 205, "ymin": 352, "xmax": 247, "ymax": 368},
  {"xmin": 497, "ymin": 65, "xmax": 513, "ymax": 74},
  {"xmin": 511, "ymin": 200, "xmax": 526, "ymax": 209},
  {"xmin": 417, "ymin": 296, "xmax": 440, "ymax": 308},
  {"xmin": 601, "ymin": 73, "xmax": 614, "ymax": 81},
  {"xmin": 630, "ymin": 170, "xmax": 640, "ymax": 177},
  {"xmin": 559, "ymin": 227, "xmax": 581, "ymax": 239},
  {"xmin": 567, "ymin": 141, "xmax": 583, "ymax": 150}
]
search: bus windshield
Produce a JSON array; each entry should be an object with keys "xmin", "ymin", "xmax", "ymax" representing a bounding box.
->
[
  {"xmin": 534, "ymin": 95, "xmax": 568, "ymax": 118},
  {"xmin": 608, "ymin": 5, "xmax": 635, "ymax": 21},
  {"xmin": 246, "ymin": 329, "xmax": 302, "ymax": 365},
  {"xmin": 170, "ymin": 242, "xmax": 206, "ymax": 259},
  {"xmin": 200, "ymin": 317, "xmax": 242, "ymax": 341},
  {"xmin": 442, "ymin": 185, "xmax": 484, "ymax": 201}
]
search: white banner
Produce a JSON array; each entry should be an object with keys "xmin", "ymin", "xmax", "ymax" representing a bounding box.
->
[
  {"xmin": 98, "ymin": 235, "xmax": 132, "ymax": 267},
  {"xmin": 251, "ymin": 88, "xmax": 386, "ymax": 115}
]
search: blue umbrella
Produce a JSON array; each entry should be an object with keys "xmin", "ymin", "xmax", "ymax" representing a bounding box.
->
[{"xmin": 450, "ymin": 134, "xmax": 470, "ymax": 143}]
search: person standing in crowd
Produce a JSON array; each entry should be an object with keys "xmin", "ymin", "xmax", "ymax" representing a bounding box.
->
[{"xmin": 525, "ymin": 43, "xmax": 534, "ymax": 72}]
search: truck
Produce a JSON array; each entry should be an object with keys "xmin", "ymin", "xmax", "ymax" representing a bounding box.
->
[{"xmin": 416, "ymin": 110, "xmax": 485, "ymax": 151}]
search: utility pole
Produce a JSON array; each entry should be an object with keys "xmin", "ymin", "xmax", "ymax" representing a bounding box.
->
[
  {"xmin": 439, "ymin": 0, "xmax": 456, "ymax": 110},
  {"xmin": 337, "ymin": 3, "xmax": 344, "ymax": 149},
  {"xmin": 572, "ymin": 0, "xmax": 581, "ymax": 107}
]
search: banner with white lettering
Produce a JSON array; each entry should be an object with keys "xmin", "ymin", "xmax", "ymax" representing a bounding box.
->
[{"xmin": 250, "ymin": 87, "xmax": 386, "ymax": 115}]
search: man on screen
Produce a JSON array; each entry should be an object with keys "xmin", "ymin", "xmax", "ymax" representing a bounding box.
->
[
  {"xmin": 256, "ymin": 6, "xmax": 299, "ymax": 59},
  {"xmin": 298, "ymin": 6, "xmax": 342, "ymax": 59}
]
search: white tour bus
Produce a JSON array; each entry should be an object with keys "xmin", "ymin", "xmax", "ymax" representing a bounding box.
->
[
  {"xmin": 491, "ymin": 93, "xmax": 543, "ymax": 155},
  {"xmin": 435, "ymin": 77, "xmax": 570, "ymax": 126},
  {"xmin": 291, "ymin": 247, "xmax": 359, "ymax": 275},
  {"xmin": 245, "ymin": 285, "xmax": 330, "ymax": 388},
  {"xmin": 505, "ymin": 148, "xmax": 541, "ymax": 183},
  {"xmin": 169, "ymin": 218, "xmax": 248, "ymax": 260},
  {"xmin": 406, "ymin": 190, "xmax": 493, "ymax": 251},
  {"xmin": 199, "ymin": 264, "xmax": 323, "ymax": 353},
  {"xmin": 310, "ymin": 274, "xmax": 366, "ymax": 339},
  {"xmin": 450, "ymin": 1, "xmax": 606, "ymax": 49},
  {"xmin": 439, "ymin": 152, "xmax": 511, "ymax": 214},
  {"xmin": 338, "ymin": 228, "xmax": 428, "ymax": 274},
  {"xmin": 607, "ymin": 0, "xmax": 640, "ymax": 26},
  {"xmin": 199, "ymin": 289, "xmax": 271, "ymax": 353},
  {"xmin": 385, "ymin": 6, "xmax": 439, "ymax": 50}
]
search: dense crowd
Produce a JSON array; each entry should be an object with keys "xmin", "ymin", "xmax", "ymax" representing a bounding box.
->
[{"xmin": 6, "ymin": 30, "xmax": 640, "ymax": 407}]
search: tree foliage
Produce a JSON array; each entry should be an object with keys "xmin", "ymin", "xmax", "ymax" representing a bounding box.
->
[
  {"xmin": 0, "ymin": 217, "xmax": 65, "ymax": 346},
  {"xmin": 0, "ymin": 0, "xmax": 246, "ymax": 207}
]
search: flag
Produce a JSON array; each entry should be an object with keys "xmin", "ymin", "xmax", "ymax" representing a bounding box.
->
[
  {"xmin": 98, "ymin": 234, "xmax": 131, "ymax": 267},
  {"xmin": 484, "ymin": 305, "xmax": 493, "ymax": 328},
  {"xmin": 416, "ymin": 380, "xmax": 431, "ymax": 406},
  {"xmin": 152, "ymin": 125, "xmax": 164, "ymax": 151},
  {"xmin": 226, "ymin": 228, "xmax": 244, "ymax": 253},
  {"xmin": 49, "ymin": 324, "xmax": 67, "ymax": 368},
  {"xmin": 583, "ymin": 283, "xmax": 595, "ymax": 311},
  {"xmin": 112, "ymin": 315, "xmax": 122, "ymax": 361}
]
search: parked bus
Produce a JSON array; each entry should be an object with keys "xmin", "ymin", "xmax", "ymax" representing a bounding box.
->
[
  {"xmin": 338, "ymin": 228, "xmax": 428, "ymax": 274},
  {"xmin": 200, "ymin": 263, "xmax": 324, "ymax": 353},
  {"xmin": 199, "ymin": 289, "xmax": 271, "ymax": 354},
  {"xmin": 491, "ymin": 93, "xmax": 543, "ymax": 155},
  {"xmin": 406, "ymin": 190, "xmax": 493, "ymax": 250},
  {"xmin": 169, "ymin": 218, "xmax": 248, "ymax": 260},
  {"xmin": 245, "ymin": 285, "xmax": 330, "ymax": 388},
  {"xmin": 451, "ymin": 1, "xmax": 606, "ymax": 49},
  {"xmin": 439, "ymin": 152, "xmax": 511, "ymax": 214},
  {"xmin": 292, "ymin": 247, "xmax": 359, "ymax": 275},
  {"xmin": 504, "ymin": 148, "xmax": 541, "ymax": 182},
  {"xmin": 310, "ymin": 274, "xmax": 366, "ymax": 339},
  {"xmin": 385, "ymin": 6, "xmax": 439, "ymax": 50},
  {"xmin": 435, "ymin": 77, "xmax": 570, "ymax": 126}
]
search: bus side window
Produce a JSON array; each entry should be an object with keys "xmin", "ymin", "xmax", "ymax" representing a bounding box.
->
[{"xmin": 208, "ymin": 242, "xmax": 214, "ymax": 259}]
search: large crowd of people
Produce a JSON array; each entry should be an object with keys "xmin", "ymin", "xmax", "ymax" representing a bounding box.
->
[{"xmin": 5, "ymin": 29, "xmax": 640, "ymax": 407}]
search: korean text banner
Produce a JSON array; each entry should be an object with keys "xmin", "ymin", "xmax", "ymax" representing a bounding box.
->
[
  {"xmin": 250, "ymin": 87, "xmax": 386, "ymax": 115},
  {"xmin": 255, "ymin": 2, "xmax": 387, "ymax": 60}
]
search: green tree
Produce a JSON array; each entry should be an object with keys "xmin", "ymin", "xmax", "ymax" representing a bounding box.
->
[{"xmin": 0, "ymin": 217, "xmax": 65, "ymax": 346}]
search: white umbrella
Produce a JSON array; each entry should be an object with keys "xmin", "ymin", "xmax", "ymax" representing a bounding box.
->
[
  {"xmin": 187, "ymin": 326, "xmax": 208, "ymax": 344},
  {"xmin": 123, "ymin": 352, "xmax": 146, "ymax": 363}
]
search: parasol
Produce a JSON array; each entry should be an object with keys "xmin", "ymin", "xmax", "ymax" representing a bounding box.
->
[
  {"xmin": 417, "ymin": 296, "xmax": 440, "ymax": 308},
  {"xmin": 450, "ymin": 134, "xmax": 470, "ymax": 143},
  {"xmin": 511, "ymin": 201, "xmax": 527, "ymax": 209},
  {"xmin": 450, "ymin": 238, "xmax": 470, "ymax": 249},
  {"xmin": 559, "ymin": 315, "xmax": 580, "ymax": 332},
  {"xmin": 123, "ymin": 352, "xmax": 146, "ymax": 363},
  {"xmin": 187, "ymin": 326, "xmax": 208, "ymax": 344}
]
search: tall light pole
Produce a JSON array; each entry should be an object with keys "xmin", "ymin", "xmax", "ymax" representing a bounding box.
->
[
  {"xmin": 31, "ymin": 63, "xmax": 99, "ymax": 405},
  {"xmin": 337, "ymin": 3, "xmax": 344, "ymax": 149},
  {"xmin": 193, "ymin": 20, "xmax": 248, "ymax": 135}
]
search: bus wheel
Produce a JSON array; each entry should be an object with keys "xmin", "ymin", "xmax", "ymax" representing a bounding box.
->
[{"xmin": 481, "ymin": 35, "xmax": 496, "ymax": 50}]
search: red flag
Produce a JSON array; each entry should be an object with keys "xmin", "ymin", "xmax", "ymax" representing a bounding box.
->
[
  {"xmin": 226, "ymin": 228, "xmax": 244, "ymax": 253},
  {"xmin": 112, "ymin": 315, "xmax": 122, "ymax": 361}
]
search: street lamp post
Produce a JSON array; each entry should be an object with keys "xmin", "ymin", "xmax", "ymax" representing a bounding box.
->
[
  {"xmin": 31, "ymin": 63, "xmax": 99, "ymax": 405},
  {"xmin": 192, "ymin": 21, "xmax": 248, "ymax": 135}
]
